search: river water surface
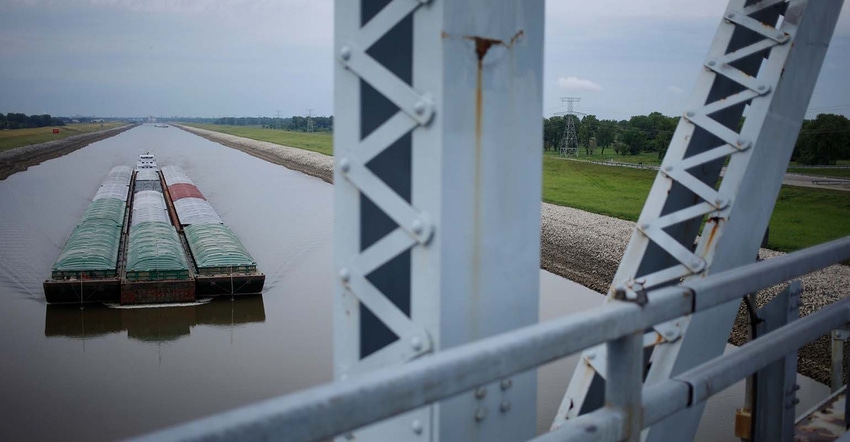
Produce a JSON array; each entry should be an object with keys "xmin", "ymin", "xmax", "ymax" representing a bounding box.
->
[{"xmin": 0, "ymin": 125, "xmax": 828, "ymax": 441}]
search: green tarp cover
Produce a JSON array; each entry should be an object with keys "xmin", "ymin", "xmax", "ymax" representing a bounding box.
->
[
  {"xmin": 80, "ymin": 198, "xmax": 125, "ymax": 226},
  {"xmin": 53, "ymin": 219, "xmax": 122, "ymax": 271},
  {"xmin": 126, "ymin": 222, "xmax": 189, "ymax": 272},
  {"xmin": 184, "ymin": 223, "xmax": 255, "ymax": 268}
]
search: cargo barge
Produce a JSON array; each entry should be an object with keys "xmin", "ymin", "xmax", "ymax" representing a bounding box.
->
[{"xmin": 43, "ymin": 154, "xmax": 264, "ymax": 304}]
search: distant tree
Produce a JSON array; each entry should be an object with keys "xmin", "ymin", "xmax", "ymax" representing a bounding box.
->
[
  {"xmin": 794, "ymin": 113, "xmax": 850, "ymax": 165},
  {"xmin": 579, "ymin": 115, "xmax": 599, "ymax": 155},
  {"xmin": 596, "ymin": 120, "xmax": 617, "ymax": 156}
]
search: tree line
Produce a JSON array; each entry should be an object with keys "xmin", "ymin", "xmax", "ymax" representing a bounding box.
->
[
  {"xmin": 0, "ymin": 113, "xmax": 66, "ymax": 130},
  {"xmin": 544, "ymin": 112, "xmax": 850, "ymax": 165},
  {"xmin": 213, "ymin": 115, "xmax": 333, "ymax": 132}
]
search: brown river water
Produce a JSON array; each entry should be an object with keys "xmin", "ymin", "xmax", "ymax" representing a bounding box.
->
[{"xmin": 0, "ymin": 124, "xmax": 828, "ymax": 441}]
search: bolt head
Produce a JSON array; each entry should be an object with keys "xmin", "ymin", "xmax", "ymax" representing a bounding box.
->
[
  {"xmin": 500, "ymin": 379, "xmax": 512, "ymax": 390},
  {"xmin": 474, "ymin": 407, "xmax": 487, "ymax": 422},
  {"xmin": 686, "ymin": 111, "xmax": 695, "ymax": 118},
  {"xmin": 412, "ymin": 219, "xmax": 423, "ymax": 234},
  {"xmin": 500, "ymin": 400, "xmax": 511, "ymax": 413},
  {"xmin": 413, "ymin": 100, "xmax": 426, "ymax": 115},
  {"xmin": 339, "ymin": 267, "xmax": 350, "ymax": 282},
  {"xmin": 664, "ymin": 165, "xmax": 673, "ymax": 172},
  {"xmin": 587, "ymin": 352, "xmax": 596, "ymax": 361},
  {"xmin": 475, "ymin": 387, "xmax": 487, "ymax": 399},
  {"xmin": 707, "ymin": 60, "xmax": 717, "ymax": 67},
  {"xmin": 777, "ymin": 32, "xmax": 786, "ymax": 40},
  {"xmin": 411, "ymin": 419, "xmax": 423, "ymax": 434},
  {"xmin": 410, "ymin": 336, "xmax": 423, "ymax": 351},
  {"xmin": 340, "ymin": 46, "xmax": 351, "ymax": 61},
  {"xmin": 726, "ymin": 12, "xmax": 735, "ymax": 19},
  {"xmin": 339, "ymin": 158, "xmax": 350, "ymax": 173}
]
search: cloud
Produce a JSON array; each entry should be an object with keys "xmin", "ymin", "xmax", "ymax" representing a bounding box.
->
[
  {"xmin": 667, "ymin": 86, "xmax": 684, "ymax": 95},
  {"xmin": 557, "ymin": 76, "xmax": 602, "ymax": 92}
]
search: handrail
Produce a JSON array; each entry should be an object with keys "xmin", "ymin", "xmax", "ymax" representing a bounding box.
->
[{"xmin": 135, "ymin": 236, "xmax": 850, "ymax": 442}]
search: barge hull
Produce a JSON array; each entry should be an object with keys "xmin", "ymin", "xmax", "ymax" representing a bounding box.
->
[
  {"xmin": 43, "ymin": 279, "xmax": 121, "ymax": 304},
  {"xmin": 120, "ymin": 279, "xmax": 195, "ymax": 304},
  {"xmin": 195, "ymin": 274, "xmax": 266, "ymax": 297}
]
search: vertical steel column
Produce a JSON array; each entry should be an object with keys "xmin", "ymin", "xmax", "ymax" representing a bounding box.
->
[
  {"xmin": 334, "ymin": 0, "xmax": 544, "ymax": 440},
  {"xmin": 554, "ymin": 0, "xmax": 844, "ymax": 440}
]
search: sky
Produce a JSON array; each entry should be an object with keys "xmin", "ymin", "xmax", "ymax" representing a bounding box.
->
[{"xmin": 0, "ymin": 0, "xmax": 848, "ymax": 121}]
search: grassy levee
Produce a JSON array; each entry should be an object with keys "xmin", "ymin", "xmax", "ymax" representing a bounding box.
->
[
  {"xmin": 183, "ymin": 124, "xmax": 333, "ymax": 156},
  {"xmin": 0, "ymin": 122, "xmax": 126, "ymax": 152},
  {"xmin": 191, "ymin": 124, "xmax": 850, "ymax": 254}
]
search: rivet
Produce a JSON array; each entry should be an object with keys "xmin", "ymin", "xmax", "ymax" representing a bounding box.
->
[
  {"xmin": 339, "ymin": 158, "xmax": 350, "ymax": 173},
  {"xmin": 500, "ymin": 379, "xmax": 512, "ymax": 390},
  {"xmin": 587, "ymin": 352, "xmax": 596, "ymax": 361},
  {"xmin": 340, "ymin": 46, "xmax": 351, "ymax": 61},
  {"xmin": 412, "ymin": 218, "xmax": 423, "ymax": 234},
  {"xmin": 726, "ymin": 12, "xmax": 735, "ymax": 19},
  {"xmin": 475, "ymin": 387, "xmax": 487, "ymax": 400},
  {"xmin": 664, "ymin": 165, "xmax": 673, "ymax": 172},
  {"xmin": 692, "ymin": 258, "xmax": 704, "ymax": 269},
  {"xmin": 640, "ymin": 223, "xmax": 650, "ymax": 230},
  {"xmin": 500, "ymin": 400, "xmax": 511, "ymax": 413},
  {"xmin": 410, "ymin": 337, "xmax": 423, "ymax": 351},
  {"xmin": 411, "ymin": 336, "xmax": 423, "ymax": 351},
  {"xmin": 664, "ymin": 330, "xmax": 675, "ymax": 338},
  {"xmin": 707, "ymin": 60, "xmax": 716, "ymax": 67},
  {"xmin": 777, "ymin": 32, "xmax": 786, "ymax": 40},
  {"xmin": 412, "ymin": 419, "xmax": 423, "ymax": 435},
  {"xmin": 758, "ymin": 85, "xmax": 767, "ymax": 91},
  {"xmin": 413, "ymin": 100, "xmax": 427, "ymax": 115},
  {"xmin": 344, "ymin": 432, "xmax": 355, "ymax": 440},
  {"xmin": 475, "ymin": 407, "xmax": 487, "ymax": 422},
  {"xmin": 686, "ymin": 111, "xmax": 695, "ymax": 118},
  {"xmin": 339, "ymin": 267, "xmax": 350, "ymax": 282}
]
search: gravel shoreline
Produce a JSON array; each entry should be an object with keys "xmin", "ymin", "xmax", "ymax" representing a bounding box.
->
[
  {"xmin": 0, "ymin": 124, "xmax": 135, "ymax": 180},
  {"xmin": 178, "ymin": 124, "xmax": 849, "ymax": 385}
]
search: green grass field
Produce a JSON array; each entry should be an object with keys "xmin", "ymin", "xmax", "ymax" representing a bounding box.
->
[
  {"xmin": 0, "ymin": 122, "xmax": 126, "ymax": 152},
  {"xmin": 192, "ymin": 123, "xmax": 850, "ymax": 254},
  {"xmin": 184, "ymin": 124, "xmax": 333, "ymax": 156}
]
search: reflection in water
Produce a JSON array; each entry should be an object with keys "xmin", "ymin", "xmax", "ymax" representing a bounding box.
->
[{"xmin": 44, "ymin": 296, "xmax": 266, "ymax": 343}]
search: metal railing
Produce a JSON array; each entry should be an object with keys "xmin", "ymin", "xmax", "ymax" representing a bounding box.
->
[{"xmin": 136, "ymin": 236, "xmax": 850, "ymax": 442}]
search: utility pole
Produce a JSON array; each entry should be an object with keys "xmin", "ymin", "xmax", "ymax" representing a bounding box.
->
[{"xmin": 557, "ymin": 97, "xmax": 581, "ymax": 157}]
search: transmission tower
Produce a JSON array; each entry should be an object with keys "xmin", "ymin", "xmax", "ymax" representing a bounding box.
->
[
  {"xmin": 558, "ymin": 97, "xmax": 581, "ymax": 157},
  {"xmin": 306, "ymin": 108, "xmax": 314, "ymax": 132}
]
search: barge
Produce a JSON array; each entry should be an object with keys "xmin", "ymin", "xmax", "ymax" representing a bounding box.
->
[{"xmin": 43, "ymin": 154, "xmax": 265, "ymax": 305}]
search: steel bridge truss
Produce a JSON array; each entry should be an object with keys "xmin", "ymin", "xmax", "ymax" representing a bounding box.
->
[{"xmin": 555, "ymin": 1, "xmax": 844, "ymax": 440}]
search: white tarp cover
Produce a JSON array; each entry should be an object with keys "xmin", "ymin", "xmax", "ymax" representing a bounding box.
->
[
  {"xmin": 173, "ymin": 197, "xmax": 222, "ymax": 225},
  {"xmin": 93, "ymin": 184, "xmax": 129, "ymax": 202},
  {"xmin": 161, "ymin": 165, "xmax": 193, "ymax": 186},
  {"xmin": 135, "ymin": 169, "xmax": 160, "ymax": 182},
  {"xmin": 131, "ymin": 190, "xmax": 169, "ymax": 226}
]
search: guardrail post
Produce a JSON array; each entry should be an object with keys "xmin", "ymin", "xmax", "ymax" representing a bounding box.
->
[
  {"xmin": 751, "ymin": 281, "xmax": 801, "ymax": 442},
  {"xmin": 831, "ymin": 327, "xmax": 849, "ymax": 392},
  {"xmin": 606, "ymin": 332, "xmax": 643, "ymax": 441}
]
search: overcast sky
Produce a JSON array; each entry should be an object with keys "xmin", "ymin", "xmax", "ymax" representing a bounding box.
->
[{"xmin": 1, "ymin": 0, "xmax": 848, "ymax": 121}]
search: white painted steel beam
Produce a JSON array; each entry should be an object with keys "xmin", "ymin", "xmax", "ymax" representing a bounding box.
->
[
  {"xmin": 334, "ymin": 0, "xmax": 544, "ymax": 440},
  {"xmin": 554, "ymin": 1, "xmax": 845, "ymax": 440}
]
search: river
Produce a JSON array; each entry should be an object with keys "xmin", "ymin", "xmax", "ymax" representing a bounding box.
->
[{"xmin": 0, "ymin": 124, "xmax": 828, "ymax": 440}]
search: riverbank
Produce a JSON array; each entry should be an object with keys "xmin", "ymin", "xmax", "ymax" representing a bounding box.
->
[
  {"xmin": 0, "ymin": 124, "xmax": 136, "ymax": 180},
  {"xmin": 176, "ymin": 123, "xmax": 849, "ymax": 385}
]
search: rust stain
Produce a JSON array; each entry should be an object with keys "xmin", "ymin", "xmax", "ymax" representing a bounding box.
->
[{"xmin": 703, "ymin": 216, "xmax": 723, "ymax": 252}]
